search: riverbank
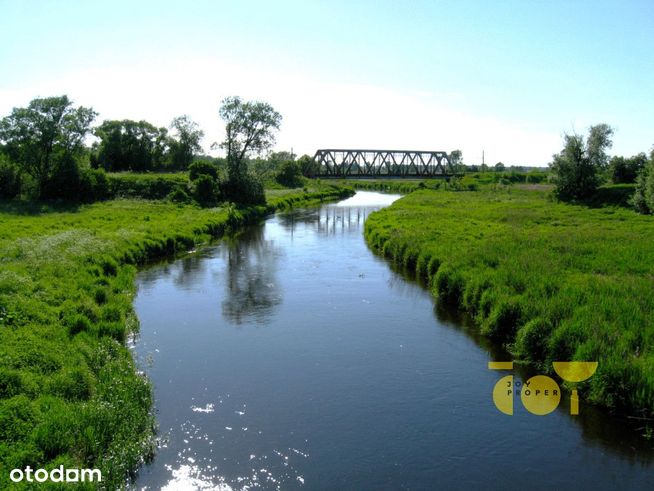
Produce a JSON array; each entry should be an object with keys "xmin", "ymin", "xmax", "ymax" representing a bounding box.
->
[
  {"xmin": 0, "ymin": 183, "xmax": 353, "ymax": 489},
  {"xmin": 364, "ymin": 187, "xmax": 654, "ymax": 425}
]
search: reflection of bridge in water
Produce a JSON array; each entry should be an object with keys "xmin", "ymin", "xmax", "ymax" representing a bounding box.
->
[
  {"xmin": 312, "ymin": 149, "xmax": 453, "ymax": 178},
  {"xmin": 278, "ymin": 205, "xmax": 374, "ymax": 238}
]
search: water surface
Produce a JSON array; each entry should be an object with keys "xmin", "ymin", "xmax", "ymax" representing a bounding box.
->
[{"xmin": 134, "ymin": 192, "xmax": 654, "ymax": 490}]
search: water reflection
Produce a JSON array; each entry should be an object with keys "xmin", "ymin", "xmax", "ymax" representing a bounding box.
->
[
  {"xmin": 277, "ymin": 206, "xmax": 374, "ymax": 237},
  {"xmin": 221, "ymin": 225, "xmax": 282, "ymax": 325}
]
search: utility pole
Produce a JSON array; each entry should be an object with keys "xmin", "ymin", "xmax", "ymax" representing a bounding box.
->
[{"xmin": 482, "ymin": 150, "xmax": 485, "ymax": 166}]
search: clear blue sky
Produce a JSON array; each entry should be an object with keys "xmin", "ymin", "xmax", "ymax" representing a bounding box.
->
[{"xmin": 1, "ymin": 0, "xmax": 652, "ymax": 166}]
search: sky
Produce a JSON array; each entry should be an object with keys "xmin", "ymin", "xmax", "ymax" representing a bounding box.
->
[{"xmin": 0, "ymin": 0, "xmax": 652, "ymax": 167}]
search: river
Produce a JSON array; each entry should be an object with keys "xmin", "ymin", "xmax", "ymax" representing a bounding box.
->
[{"xmin": 133, "ymin": 191, "xmax": 654, "ymax": 490}]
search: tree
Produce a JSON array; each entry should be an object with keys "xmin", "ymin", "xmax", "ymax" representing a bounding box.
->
[
  {"xmin": 94, "ymin": 119, "xmax": 168, "ymax": 171},
  {"xmin": 550, "ymin": 124, "xmax": 613, "ymax": 201},
  {"xmin": 0, "ymin": 95, "xmax": 96, "ymax": 196},
  {"xmin": 218, "ymin": 96, "xmax": 282, "ymax": 204},
  {"xmin": 586, "ymin": 123, "xmax": 614, "ymax": 170},
  {"xmin": 494, "ymin": 162, "xmax": 505, "ymax": 172},
  {"xmin": 450, "ymin": 149, "xmax": 463, "ymax": 172},
  {"xmin": 298, "ymin": 154, "xmax": 319, "ymax": 177},
  {"xmin": 609, "ymin": 153, "xmax": 647, "ymax": 184},
  {"xmin": 169, "ymin": 115, "xmax": 204, "ymax": 170}
]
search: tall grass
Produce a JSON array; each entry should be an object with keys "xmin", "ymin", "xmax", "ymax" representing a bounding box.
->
[
  {"xmin": 364, "ymin": 187, "xmax": 654, "ymax": 418},
  {"xmin": 0, "ymin": 183, "xmax": 353, "ymax": 489}
]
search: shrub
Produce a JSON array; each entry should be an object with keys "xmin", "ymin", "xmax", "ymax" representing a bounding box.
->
[
  {"xmin": 189, "ymin": 160, "xmax": 219, "ymax": 181},
  {"xmin": 192, "ymin": 174, "xmax": 220, "ymax": 207},
  {"xmin": 167, "ymin": 186, "xmax": 191, "ymax": 203},
  {"xmin": 221, "ymin": 174, "xmax": 266, "ymax": 205},
  {"xmin": 275, "ymin": 160, "xmax": 304, "ymax": 188},
  {"xmin": 632, "ymin": 159, "xmax": 654, "ymax": 214}
]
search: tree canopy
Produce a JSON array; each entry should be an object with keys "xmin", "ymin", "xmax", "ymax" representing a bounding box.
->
[
  {"xmin": 550, "ymin": 124, "xmax": 613, "ymax": 201},
  {"xmin": 0, "ymin": 95, "xmax": 96, "ymax": 194},
  {"xmin": 218, "ymin": 96, "xmax": 282, "ymax": 204}
]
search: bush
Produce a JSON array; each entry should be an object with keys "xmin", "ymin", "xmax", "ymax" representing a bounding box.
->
[
  {"xmin": 221, "ymin": 174, "xmax": 266, "ymax": 205},
  {"xmin": 192, "ymin": 174, "xmax": 220, "ymax": 207},
  {"xmin": 167, "ymin": 186, "xmax": 191, "ymax": 203},
  {"xmin": 79, "ymin": 168, "xmax": 110, "ymax": 202},
  {"xmin": 40, "ymin": 157, "xmax": 109, "ymax": 203},
  {"xmin": 108, "ymin": 173, "xmax": 188, "ymax": 199},
  {"xmin": 189, "ymin": 160, "xmax": 219, "ymax": 181},
  {"xmin": 0, "ymin": 154, "xmax": 21, "ymax": 199},
  {"xmin": 632, "ymin": 159, "xmax": 654, "ymax": 214},
  {"xmin": 41, "ymin": 154, "xmax": 81, "ymax": 201},
  {"xmin": 275, "ymin": 160, "xmax": 304, "ymax": 188}
]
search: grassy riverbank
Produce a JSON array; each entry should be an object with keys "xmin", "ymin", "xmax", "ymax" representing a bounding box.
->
[
  {"xmin": 364, "ymin": 187, "xmax": 654, "ymax": 420},
  {"xmin": 0, "ymin": 183, "xmax": 353, "ymax": 489}
]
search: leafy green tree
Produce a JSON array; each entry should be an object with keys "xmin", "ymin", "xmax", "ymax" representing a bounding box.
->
[
  {"xmin": 218, "ymin": 96, "xmax": 282, "ymax": 204},
  {"xmin": 0, "ymin": 95, "xmax": 96, "ymax": 196},
  {"xmin": 609, "ymin": 153, "xmax": 647, "ymax": 183},
  {"xmin": 298, "ymin": 154, "xmax": 319, "ymax": 177},
  {"xmin": 0, "ymin": 153, "xmax": 22, "ymax": 199},
  {"xmin": 188, "ymin": 160, "xmax": 219, "ymax": 181},
  {"xmin": 276, "ymin": 160, "xmax": 303, "ymax": 187},
  {"xmin": 586, "ymin": 123, "xmax": 614, "ymax": 170},
  {"xmin": 94, "ymin": 119, "xmax": 168, "ymax": 171},
  {"xmin": 169, "ymin": 115, "xmax": 204, "ymax": 170},
  {"xmin": 550, "ymin": 125, "xmax": 613, "ymax": 201},
  {"xmin": 494, "ymin": 162, "xmax": 505, "ymax": 172}
]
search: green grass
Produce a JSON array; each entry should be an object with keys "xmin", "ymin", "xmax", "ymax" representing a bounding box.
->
[
  {"xmin": 364, "ymin": 186, "xmax": 654, "ymax": 418},
  {"xmin": 0, "ymin": 183, "xmax": 353, "ymax": 489}
]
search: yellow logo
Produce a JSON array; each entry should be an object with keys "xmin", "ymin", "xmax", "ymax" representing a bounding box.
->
[{"xmin": 489, "ymin": 361, "xmax": 598, "ymax": 416}]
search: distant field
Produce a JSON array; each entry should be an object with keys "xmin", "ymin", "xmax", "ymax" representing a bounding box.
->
[{"xmin": 365, "ymin": 186, "xmax": 654, "ymax": 419}]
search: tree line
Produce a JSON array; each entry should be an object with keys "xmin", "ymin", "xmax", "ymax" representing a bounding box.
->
[{"xmin": 0, "ymin": 94, "xmax": 305, "ymax": 205}]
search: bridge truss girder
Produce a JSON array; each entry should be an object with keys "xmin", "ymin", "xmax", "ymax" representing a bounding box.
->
[{"xmin": 312, "ymin": 149, "xmax": 453, "ymax": 178}]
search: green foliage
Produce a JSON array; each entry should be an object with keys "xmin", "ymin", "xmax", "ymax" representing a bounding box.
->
[
  {"xmin": 0, "ymin": 95, "xmax": 97, "ymax": 197},
  {"xmin": 93, "ymin": 119, "xmax": 168, "ymax": 172},
  {"xmin": 192, "ymin": 174, "xmax": 220, "ymax": 207},
  {"xmin": 298, "ymin": 154, "xmax": 320, "ymax": 177},
  {"xmin": 219, "ymin": 96, "xmax": 281, "ymax": 205},
  {"xmin": 189, "ymin": 160, "xmax": 219, "ymax": 181},
  {"xmin": 275, "ymin": 160, "xmax": 304, "ymax": 188},
  {"xmin": 0, "ymin": 153, "xmax": 22, "ymax": 199},
  {"xmin": 108, "ymin": 172, "xmax": 188, "ymax": 199},
  {"xmin": 551, "ymin": 125, "xmax": 613, "ymax": 201},
  {"xmin": 168, "ymin": 115, "xmax": 204, "ymax": 170},
  {"xmin": 609, "ymin": 153, "xmax": 647, "ymax": 184},
  {"xmin": 221, "ymin": 173, "xmax": 266, "ymax": 205},
  {"xmin": 365, "ymin": 187, "xmax": 654, "ymax": 416},
  {"xmin": 632, "ymin": 154, "xmax": 654, "ymax": 214}
]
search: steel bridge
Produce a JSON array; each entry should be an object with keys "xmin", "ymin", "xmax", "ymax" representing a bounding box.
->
[{"xmin": 311, "ymin": 149, "xmax": 453, "ymax": 178}]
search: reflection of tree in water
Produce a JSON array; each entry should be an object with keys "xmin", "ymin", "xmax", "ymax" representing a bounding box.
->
[{"xmin": 221, "ymin": 224, "xmax": 282, "ymax": 325}]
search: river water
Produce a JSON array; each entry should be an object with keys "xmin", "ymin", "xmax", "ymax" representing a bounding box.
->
[{"xmin": 133, "ymin": 192, "xmax": 654, "ymax": 490}]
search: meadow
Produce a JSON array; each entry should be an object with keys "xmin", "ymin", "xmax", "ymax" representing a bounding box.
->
[
  {"xmin": 364, "ymin": 185, "xmax": 654, "ymax": 421},
  {"xmin": 0, "ymin": 182, "xmax": 353, "ymax": 489}
]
